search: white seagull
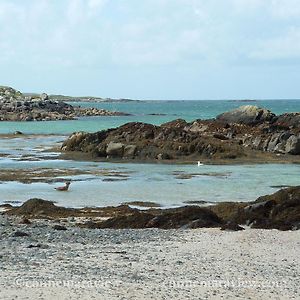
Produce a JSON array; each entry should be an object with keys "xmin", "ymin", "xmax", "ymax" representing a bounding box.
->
[{"xmin": 197, "ymin": 161, "xmax": 204, "ymax": 167}]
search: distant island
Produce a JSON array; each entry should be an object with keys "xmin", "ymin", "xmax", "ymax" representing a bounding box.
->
[
  {"xmin": 0, "ymin": 86, "xmax": 131, "ymax": 121},
  {"xmin": 23, "ymin": 93, "xmax": 141, "ymax": 103}
]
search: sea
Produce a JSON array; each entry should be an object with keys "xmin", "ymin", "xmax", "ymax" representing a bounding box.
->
[{"xmin": 0, "ymin": 100, "xmax": 300, "ymax": 208}]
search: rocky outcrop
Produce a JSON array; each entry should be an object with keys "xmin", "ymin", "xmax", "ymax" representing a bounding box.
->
[
  {"xmin": 216, "ymin": 105, "xmax": 275, "ymax": 125},
  {"xmin": 210, "ymin": 186, "xmax": 300, "ymax": 231},
  {"xmin": 62, "ymin": 105, "xmax": 300, "ymax": 161},
  {"xmin": 82, "ymin": 206, "xmax": 222, "ymax": 229},
  {"xmin": 6, "ymin": 198, "xmax": 76, "ymax": 218},
  {"xmin": 0, "ymin": 86, "xmax": 129, "ymax": 121}
]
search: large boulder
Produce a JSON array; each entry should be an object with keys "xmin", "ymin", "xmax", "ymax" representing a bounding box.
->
[
  {"xmin": 216, "ymin": 105, "xmax": 275, "ymax": 125},
  {"xmin": 285, "ymin": 135, "xmax": 300, "ymax": 155},
  {"xmin": 106, "ymin": 142, "xmax": 125, "ymax": 157}
]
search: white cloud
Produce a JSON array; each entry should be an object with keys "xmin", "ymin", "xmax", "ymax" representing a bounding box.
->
[{"xmin": 0, "ymin": 0, "xmax": 300, "ymax": 69}]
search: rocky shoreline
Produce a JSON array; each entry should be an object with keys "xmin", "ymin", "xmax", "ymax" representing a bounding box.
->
[
  {"xmin": 2, "ymin": 186, "xmax": 299, "ymax": 231},
  {"xmin": 0, "ymin": 86, "xmax": 130, "ymax": 121},
  {"xmin": 61, "ymin": 105, "xmax": 300, "ymax": 163}
]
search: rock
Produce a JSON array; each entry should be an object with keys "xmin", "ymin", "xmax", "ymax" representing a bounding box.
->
[
  {"xmin": 236, "ymin": 187, "xmax": 300, "ymax": 230},
  {"xmin": 123, "ymin": 145, "xmax": 137, "ymax": 158},
  {"xmin": 96, "ymin": 206, "xmax": 222, "ymax": 229},
  {"xmin": 285, "ymin": 135, "xmax": 300, "ymax": 154},
  {"xmin": 6, "ymin": 198, "xmax": 76, "ymax": 218},
  {"xmin": 106, "ymin": 142, "xmax": 125, "ymax": 157},
  {"xmin": 12, "ymin": 231, "xmax": 29, "ymax": 237},
  {"xmin": 221, "ymin": 221, "xmax": 245, "ymax": 231},
  {"xmin": 97, "ymin": 211, "xmax": 154, "ymax": 229},
  {"xmin": 216, "ymin": 105, "xmax": 275, "ymax": 125},
  {"xmin": 19, "ymin": 217, "xmax": 31, "ymax": 225},
  {"xmin": 27, "ymin": 244, "xmax": 42, "ymax": 248},
  {"xmin": 53, "ymin": 224, "xmax": 67, "ymax": 231},
  {"xmin": 61, "ymin": 104, "xmax": 300, "ymax": 161},
  {"xmin": 185, "ymin": 121, "xmax": 208, "ymax": 133},
  {"xmin": 274, "ymin": 113, "xmax": 300, "ymax": 128},
  {"xmin": 148, "ymin": 206, "xmax": 222, "ymax": 229},
  {"xmin": 14, "ymin": 131, "xmax": 23, "ymax": 135},
  {"xmin": 40, "ymin": 93, "xmax": 48, "ymax": 101},
  {"xmin": 0, "ymin": 86, "xmax": 130, "ymax": 122}
]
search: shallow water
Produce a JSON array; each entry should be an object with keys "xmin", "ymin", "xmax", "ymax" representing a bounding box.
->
[
  {"xmin": 1, "ymin": 149, "xmax": 299, "ymax": 207},
  {"xmin": 0, "ymin": 100, "xmax": 299, "ymax": 208}
]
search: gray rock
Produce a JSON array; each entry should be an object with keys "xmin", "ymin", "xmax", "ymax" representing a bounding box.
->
[
  {"xmin": 216, "ymin": 105, "xmax": 275, "ymax": 125},
  {"xmin": 267, "ymin": 133, "xmax": 281, "ymax": 152},
  {"xmin": 106, "ymin": 142, "xmax": 124, "ymax": 157},
  {"xmin": 40, "ymin": 93, "xmax": 48, "ymax": 101},
  {"xmin": 285, "ymin": 135, "xmax": 300, "ymax": 154},
  {"xmin": 123, "ymin": 145, "xmax": 137, "ymax": 158}
]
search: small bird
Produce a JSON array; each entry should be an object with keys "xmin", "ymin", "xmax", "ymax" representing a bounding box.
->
[
  {"xmin": 197, "ymin": 161, "xmax": 204, "ymax": 167},
  {"xmin": 55, "ymin": 181, "xmax": 71, "ymax": 191}
]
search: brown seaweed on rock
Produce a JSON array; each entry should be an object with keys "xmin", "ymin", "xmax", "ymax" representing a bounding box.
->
[{"xmin": 61, "ymin": 106, "xmax": 300, "ymax": 163}]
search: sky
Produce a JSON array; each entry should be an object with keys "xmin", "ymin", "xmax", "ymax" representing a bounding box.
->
[{"xmin": 0, "ymin": 0, "xmax": 299, "ymax": 100}]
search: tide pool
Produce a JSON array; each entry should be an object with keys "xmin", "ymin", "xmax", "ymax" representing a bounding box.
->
[{"xmin": 1, "ymin": 157, "xmax": 299, "ymax": 208}]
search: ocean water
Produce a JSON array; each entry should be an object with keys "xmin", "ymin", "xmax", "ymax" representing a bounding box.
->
[
  {"xmin": 0, "ymin": 99, "xmax": 299, "ymax": 135},
  {"xmin": 0, "ymin": 100, "xmax": 299, "ymax": 207}
]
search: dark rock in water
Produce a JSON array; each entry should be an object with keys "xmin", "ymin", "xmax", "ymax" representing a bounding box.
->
[
  {"xmin": 14, "ymin": 131, "xmax": 23, "ymax": 135},
  {"xmin": 183, "ymin": 200, "xmax": 208, "ymax": 205},
  {"xmin": 12, "ymin": 231, "xmax": 29, "ymax": 237},
  {"xmin": 216, "ymin": 105, "xmax": 275, "ymax": 125},
  {"xmin": 221, "ymin": 221, "xmax": 244, "ymax": 231},
  {"xmin": 53, "ymin": 224, "xmax": 67, "ymax": 231}
]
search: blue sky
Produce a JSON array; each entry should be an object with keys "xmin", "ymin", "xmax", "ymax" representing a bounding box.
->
[{"xmin": 0, "ymin": 0, "xmax": 299, "ymax": 99}]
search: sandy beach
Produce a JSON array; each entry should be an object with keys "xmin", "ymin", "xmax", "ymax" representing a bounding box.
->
[{"xmin": 0, "ymin": 214, "xmax": 299, "ymax": 300}]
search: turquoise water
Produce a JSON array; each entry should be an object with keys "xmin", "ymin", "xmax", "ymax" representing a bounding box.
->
[
  {"xmin": 0, "ymin": 100, "xmax": 299, "ymax": 134},
  {"xmin": 1, "ymin": 154, "xmax": 300, "ymax": 207},
  {"xmin": 0, "ymin": 100, "xmax": 299, "ymax": 207}
]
